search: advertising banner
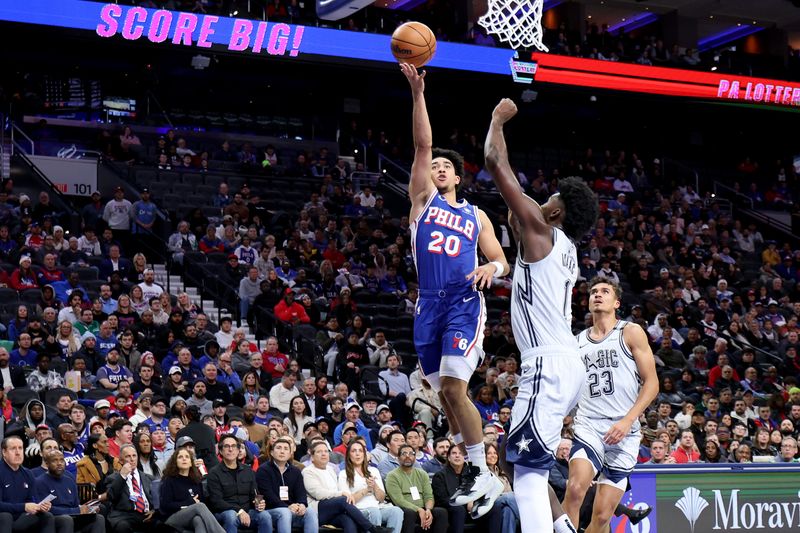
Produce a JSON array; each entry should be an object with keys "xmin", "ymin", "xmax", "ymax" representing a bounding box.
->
[
  {"xmin": 29, "ymin": 155, "xmax": 99, "ymax": 196},
  {"xmin": 611, "ymin": 465, "xmax": 800, "ymax": 533},
  {"xmin": 1, "ymin": 1, "xmax": 798, "ymax": 108}
]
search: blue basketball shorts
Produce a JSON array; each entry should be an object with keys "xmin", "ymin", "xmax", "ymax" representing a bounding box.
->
[{"xmin": 413, "ymin": 287, "xmax": 486, "ymax": 392}]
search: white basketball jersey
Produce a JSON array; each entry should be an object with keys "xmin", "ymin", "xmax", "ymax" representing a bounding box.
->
[
  {"xmin": 511, "ymin": 227, "xmax": 578, "ymax": 353},
  {"xmin": 576, "ymin": 320, "xmax": 641, "ymax": 421}
]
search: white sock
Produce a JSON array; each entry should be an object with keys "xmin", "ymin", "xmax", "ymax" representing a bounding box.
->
[
  {"xmin": 466, "ymin": 443, "xmax": 487, "ymax": 471},
  {"xmin": 514, "ymin": 465, "xmax": 551, "ymax": 533},
  {"xmin": 553, "ymin": 514, "xmax": 578, "ymax": 533},
  {"xmin": 453, "ymin": 433, "xmax": 470, "ymax": 461}
]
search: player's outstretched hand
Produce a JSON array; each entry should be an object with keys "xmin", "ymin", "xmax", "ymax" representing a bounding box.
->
[
  {"xmin": 467, "ymin": 263, "xmax": 497, "ymax": 290},
  {"xmin": 492, "ymin": 98, "xmax": 518, "ymax": 124},
  {"xmin": 603, "ymin": 418, "xmax": 633, "ymax": 445},
  {"xmin": 400, "ymin": 62, "xmax": 426, "ymax": 94}
]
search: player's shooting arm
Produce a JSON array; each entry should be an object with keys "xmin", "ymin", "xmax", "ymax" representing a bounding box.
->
[
  {"xmin": 401, "ymin": 63, "xmax": 434, "ymax": 206},
  {"xmin": 484, "ymin": 99, "xmax": 548, "ymax": 235}
]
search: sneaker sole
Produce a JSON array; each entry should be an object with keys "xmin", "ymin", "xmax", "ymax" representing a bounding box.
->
[
  {"xmin": 470, "ymin": 478, "xmax": 504, "ymax": 519},
  {"xmin": 450, "ymin": 472, "xmax": 497, "ymax": 506}
]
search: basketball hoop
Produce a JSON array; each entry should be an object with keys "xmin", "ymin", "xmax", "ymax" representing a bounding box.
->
[{"xmin": 478, "ymin": 0, "xmax": 548, "ymax": 52}]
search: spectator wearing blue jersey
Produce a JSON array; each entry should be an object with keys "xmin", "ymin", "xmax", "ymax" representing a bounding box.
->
[
  {"xmin": 10, "ymin": 332, "xmax": 38, "ymax": 367},
  {"xmin": 52, "ymin": 271, "xmax": 90, "ymax": 306},
  {"xmin": 6, "ymin": 304, "xmax": 29, "ymax": 343},
  {"xmin": 35, "ymin": 450, "xmax": 104, "ymax": 533},
  {"xmin": 0, "ymin": 435, "xmax": 56, "ymax": 533},
  {"xmin": 379, "ymin": 265, "xmax": 408, "ymax": 298},
  {"xmin": 96, "ymin": 348, "xmax": 134, "ymax": 391},
  {"xmin": 131, "ymin": 188, "xmax": 159, "ymax": 255},
  {"xmin": 94, "ymin": 321, "xmax": 118, "ymax": 360},
  {"xmin": 57, "ymin": 424, "xmax": 85, "ymax": 476},
  {"xmin": 473, "ymin": 386, "xmax": 500, "ymax": 422}
]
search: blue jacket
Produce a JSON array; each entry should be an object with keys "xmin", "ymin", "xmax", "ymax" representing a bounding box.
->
[
  {"xmin": 333, "ymin": 419, "xmax": 373, "ymax": 450},
  {"xmin": 35, "ymin": 472, "xmax": 81, "ymax": 515},
  {"xmin": 0, "ymin": 460, "xmax": 38, "ymax": 518}
]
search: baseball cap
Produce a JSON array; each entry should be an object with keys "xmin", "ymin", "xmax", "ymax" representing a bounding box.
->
[
  {"xmin": 303, "ymin": 421, "xmax": 318, "ymax": 432},
  {"xmin": 659, "ymin": 267, "xmax": 669, "ymax": 274},
  {"xmin": 141, "ymin": 187, "xmax": 150, "ymax": 194},
  {"xmin": 342, "ymin": 426, "xmax": 358, "ymax": 435},
  {"xmin": 345, "ymin": 399, "xmax": 361, "ymax": 411},
  {"xmin": 176, "ymin": 436, "xmax": 195, "ymax": 448},
  {"xmin": 703, "ymin": 387, "xmax": 714, "ymax": 394},
  {"xmin": 376, "ymin": 404, "xmax": 391, "ymax": 414},
  {"xmin": 169, "ymin": 366, "xmax": 183, "ymax": 376},
  {"xmin": 213, "ymin": 399, "xmax": 227, "ymax": 408},
  {"xmin": 228, "ymin": 254, "xmax": 238, "ymax": 260},
  {"xmin": 94, "ymin": 399, "xmax": 111, "ymax": 409},
  {"xmin": 36, "ymin": 423, "xmax": 51, "ymax": 432},
  {"xmin": 114, "ymin": 186, "xmax": 124, "ymax": 192},
  {"xmin": 412, "ymin": 421, "xmax": 427, "ymax": 429},
  {"xmin": 789, "ymin": 387, "xmax": 800, "ymax": 395}
]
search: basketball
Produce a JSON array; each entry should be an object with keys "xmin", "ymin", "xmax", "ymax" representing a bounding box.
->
[{"xmin": 391, "ymin": 21, "xmax": 437, "ymax": 68}]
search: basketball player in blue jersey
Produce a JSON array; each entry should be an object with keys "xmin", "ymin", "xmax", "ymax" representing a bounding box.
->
[
  {"xmin": 401, "ymin": 63, "xmax": 510, "ymax": 516},
  {"xmin": 564, "ymin": 278, "xmax": 657, "ymax": 533},
  {"xmin": 485, "ymin": 98, "xmax": 599, "ymax": 533}
]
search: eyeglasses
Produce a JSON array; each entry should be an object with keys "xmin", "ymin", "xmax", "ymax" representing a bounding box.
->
[
  {"xmin": 221, "ymin": 444, "xmax": 239, "ymax": 450},
  {"xmin": 399, "ymin": 451, "xmax": 416, "ymax": 457}
]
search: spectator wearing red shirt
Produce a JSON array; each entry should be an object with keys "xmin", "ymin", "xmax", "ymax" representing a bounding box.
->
[
  {"xmin": 262, "ymin": 336, "xmax": 289, "ymax": 379},
  {"xmin": 707, "ymin": 353, "xmax": 740, "ymax": 388},
  {"xmin": 670, "ymin": 429, "xmax": 701, "ymax": 463},
  {"xmin": 322, "ymin": 240, "xmax": 346, "ymax": 269},
  {"xmin": 273, "ymin": 288, "xmax": 310, "ymax": 325},
  {"xmin": 10, "ymin": 255, "xmax": 39, "ymax": 291}
]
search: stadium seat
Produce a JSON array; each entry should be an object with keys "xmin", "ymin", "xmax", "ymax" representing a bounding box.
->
[
  {"xmin": 0, "ymin": 287, "xmax": 19, "ymax": 303},
  {"xmin": 8, "ymin": 388, "xmax": 39, "ymax": 410},
  {"xmin": 43, "ymin": 387, "xmax": 78, "ymax": 407}
]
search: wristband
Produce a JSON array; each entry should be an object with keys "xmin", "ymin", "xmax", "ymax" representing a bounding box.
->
[{"xmin": 490, "ymin": 261, "xmax": 505, "ymax": 278}]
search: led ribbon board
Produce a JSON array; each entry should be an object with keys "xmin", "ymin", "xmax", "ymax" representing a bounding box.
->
[
  {"xmin": 0, "ymin": 0, "xmax": 513, "ymax": 74},
  {"xmin": 521, "ymin": 52, "xmax": 800, "ymax": 107},
  {"xmin": 1, "ymin": 0, "xmax": 798, "ymax": 107}
]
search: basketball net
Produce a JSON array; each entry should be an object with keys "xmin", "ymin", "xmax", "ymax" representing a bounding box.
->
[{"xmin": 478, "ymin": 0, "xmax": 549, "ymax": 52}]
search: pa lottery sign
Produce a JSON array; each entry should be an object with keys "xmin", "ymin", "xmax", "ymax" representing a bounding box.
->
[{"xmin": 95, "ymin": 4, "xmax": 305, "ymax": 57}]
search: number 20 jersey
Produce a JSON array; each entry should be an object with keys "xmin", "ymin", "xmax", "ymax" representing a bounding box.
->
[
  {"xmin": 575, "ymin": 320, "xmax": 640, "ymax": 421},
  {"xmin": 411, "ymin": 192, "xmax": 480, "ymax": 291}
]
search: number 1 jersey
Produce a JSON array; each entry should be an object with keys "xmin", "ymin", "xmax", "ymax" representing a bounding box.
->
[{"xmin": 411, "ymin": 192, "xmax": 480, "ymax": 291}]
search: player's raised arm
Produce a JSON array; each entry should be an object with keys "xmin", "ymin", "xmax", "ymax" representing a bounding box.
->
[
  {"xmin": 484, "ymin": 99, "xmax": 548, "ymax": 235},
  {"xmin": 467, "ymin": 210, "xmax": 510, "ymax": 289},
  {"xmin": 401, "ymin": 63, "xmax": 435, "ymax": 210},
  {"xmin": 604, "ymin": 323, "xmax": 659, "ymax": 445}
]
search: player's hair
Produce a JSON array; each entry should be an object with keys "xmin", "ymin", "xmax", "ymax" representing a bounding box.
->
[
  {"xmin": 556, "ymin": 177, "xmax": 599, "ymax": 242},
  {"xmin": 431, "ymin": 148, "xmax": 465, "ymax": 180},
  {"xmin": 588, "ymin": 276, "xmax": 622, "ymax": 302}
]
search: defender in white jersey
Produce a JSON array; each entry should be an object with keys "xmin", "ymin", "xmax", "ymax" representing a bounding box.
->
[
  {"xmin": 563, "ymin": 278, "xmax": 658, "ymax": 533},
  {"xmin": 485, "ymin": 98, "xmax": 599, "ymax": 533}
]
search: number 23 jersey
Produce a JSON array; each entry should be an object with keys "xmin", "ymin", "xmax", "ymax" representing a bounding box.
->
[
  {"xmin": 576, "ymin": 320, "xmax": 641, "ymax": 421},
  {"xmin": 411, "ymin": 192, "xmax": 480, "ymax": 291}
]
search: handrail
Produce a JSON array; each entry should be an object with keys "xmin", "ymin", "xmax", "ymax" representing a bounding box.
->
[
  {"xmin": 663, "ymin": 157, "xmax": 699, "ymax": 193},
  {"xmin": 377, "ymin": 154, "xmax": 410, "ymax": 185},
  {"xmin": 145, "ymin": 90, "xmax": 174, "ymax": 129},
  {"xmin": 10, "ymin": 123, "xmax": 34, "ymax": 155},
  {"xmin": 713, "ymin": 180, "xmax": 754, "ymax": 209}
]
